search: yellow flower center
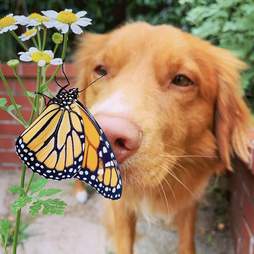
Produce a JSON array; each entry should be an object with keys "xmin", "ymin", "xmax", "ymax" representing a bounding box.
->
[
  {"xmin": 24, "ymin": 28, "xmax": 36, "ymax": 37},
  {"xmin": 0, "ymin": 15, "xmax": 16, "ymax": 28},
  {"xmin": 28, "ymin": 13, "xmax": 49, "ymax": 23},
  {"xmin": 31, "ymin": 51, "xmax": 52, "ymax": 63},
  {"xmin": 57, "ymin": 11, "xmax": 77, "ymax": 24}
]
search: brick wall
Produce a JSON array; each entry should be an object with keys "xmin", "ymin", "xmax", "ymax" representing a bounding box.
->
[
  {"xmin": 231, "ymin": 158, "xmax": 254, "ymax": 254},
  {"xmin": 0, "ymin": 63, "xmax": 76, "ymax": 171}
]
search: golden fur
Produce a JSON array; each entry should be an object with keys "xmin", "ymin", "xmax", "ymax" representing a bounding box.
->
[{"xmin": 74, "ymin": 22, "xmax": 251, "ymax": 254}]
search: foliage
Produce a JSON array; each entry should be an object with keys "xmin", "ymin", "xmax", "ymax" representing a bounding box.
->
[
  {"xmin": 0, "ymin": 219, "xmax": 28, "ymax": 252},
  {"xmin": 184, "ymin": 0, "xmax": 254, "ymax": 100},
  {"xmin": 9, "ymin": 178, "xmax": 66, "ymax": 215}
]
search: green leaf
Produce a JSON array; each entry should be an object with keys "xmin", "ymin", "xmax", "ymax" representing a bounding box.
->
[
  {"xmin": 18, "ymin": 222, "xmax": 29, "ymax": 244},
  {"xmin": 25, "ymin": 91, "xmax": 36, "ymax": 98},
  {"xmin": 0, "ymin": 98, "xmax": 7, "ymax": 108},
  {"xmin": 11, "ymin": 195, "xmax": 32, "ymax": 213},
  {"xmin": 8, "ymin": 185, "xmax": 25, "ymax": 195},
  {"xmin": 6, "ymin": 104, "xmax": 21, "ymax": 113},
  {"xmin": 29, "ymin": 178, "xmax": 48, "ymax": 194},
  {"xmin": 29, "ymin": 200, "xmax": 43, "ymax": 216},
  {"xmin": 38, "ymin": 83, "xmax": 48, "ymax": 93},
  {"xmin": 0, "ymin": 219, "xmax": 11, "ymax": 247},
  {"xmin": 38, "ymin": 188, "xmax": 62, "ymax": 197},
  {"xmin": 42, "ymin": 199, "xmax": 67, "ymax": 215}
]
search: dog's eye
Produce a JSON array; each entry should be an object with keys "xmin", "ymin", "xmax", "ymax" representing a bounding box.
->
[
  {"xmin": 171, "ymin": 74, "xmax": 193, "ymax": 87},
  {"xmin": 94, "ymin": 65, "xmax": 107, "ymax": 76}
]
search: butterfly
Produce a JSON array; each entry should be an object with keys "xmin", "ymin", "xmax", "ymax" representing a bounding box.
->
[{"xmin": 15, "ymin": 68, "xmax": 122, "ymax": 200}]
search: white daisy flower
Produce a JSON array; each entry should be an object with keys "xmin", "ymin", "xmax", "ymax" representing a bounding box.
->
[
  {"xmin": 18, "ymin": 47, "xmax": 63, "ymax": 67},
  {"xmin": 19, "ymin": 28, "xmax": 37, "ymax": 41},
  {"xmin": 0, "ymin": 14, "xmax": 26, "ymax": 34},
  {"xmin": 19, "ymin": 12, "xmax": 49, "ymax": 27},
  {"xmin": 42, "ymin": 9, "xmax": 92, "ymax": 34}
]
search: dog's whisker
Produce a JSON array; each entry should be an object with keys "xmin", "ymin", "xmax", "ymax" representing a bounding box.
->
[
  {"xmin": 162, "ymin": 176, "xmax": 177, "ymax": 202},
  {"xmin": 159, "ymin": 164, "xmax": 195, "ymax": 197},
  {"xmin": 154, "ymin": 174, "xmax": 171, "ymax": 215},
  {"xmin": 162, "ymin": 153, "xmax": 217, "ymax": 159}
]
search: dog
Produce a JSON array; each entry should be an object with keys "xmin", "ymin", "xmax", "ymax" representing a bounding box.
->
[{"xmin": 74, "ymin": 22, "xmax": 251, "ymax": 254}]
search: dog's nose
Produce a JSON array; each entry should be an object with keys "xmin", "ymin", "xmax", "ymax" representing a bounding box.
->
[{"xmin": 95, "ymin": 114, "xmax": 142, "ymax": 163}]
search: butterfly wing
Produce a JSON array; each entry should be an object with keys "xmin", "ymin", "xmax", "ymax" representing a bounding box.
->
[
  {"xmin": 16, "ymin": 103, "xmax": 85, "ymax": 179},
  {"xmin": 74, "ymin": 101, "xmax": 122, "ymax": 200}
]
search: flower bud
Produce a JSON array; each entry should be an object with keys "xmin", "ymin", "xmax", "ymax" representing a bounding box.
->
[
  {"xmin": 52, "ymin": 32, "xmax": 63, "ymax": 44},
  {"xmin": 7, "ymin": 59, "xmax": 20, "ymax": 68}
]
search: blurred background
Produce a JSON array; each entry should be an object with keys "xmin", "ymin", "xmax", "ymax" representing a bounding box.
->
[{"xmin": 1, "ymin": 0, "xmax": 254, "ymax": 107}]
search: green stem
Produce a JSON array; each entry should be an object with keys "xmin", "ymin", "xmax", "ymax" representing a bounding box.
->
[
  {"xmin": 6, "ymin": 110, "xmax": 27, "ymax": 126},
  {"xmin": 61, "ymin": 32, "xmax": 68, "ymax": 60},
  {"xmin": 42, "ymin": 28, "xmax": 47, "ymax": 50},
  {"xmin": 35, "ymin": 67, "xmax": 42, "ymax": 110},
  {"xmin": 53, "ymin": 44, "xmax": 59, "ymax": 54},
  {"xmin": 37, "ymin": 30, "xmax": 42, "ymax": 50},
  {"xmin": 0, "ymin": 68, "xmax": 26, "ymax": 126},
  {"xmin": 12, "ymin": 68, "xmax": 33, "ymax": 106},
  {"xmin": 32, "ymin": 37, "xmax": 38, "ymax": 48},
  {"xmin": 25, "ymin": 173, "xmax": 35, "ymax": 194},
  {"xmin": 10, "ymin": 31, "xmax": 28, "ymax": 51},
  {"xmin": 45, "ymin": 32, "xmax": 69, "ymax": 87},
  {"xmin": 29, "ymin": 67, "xmax": 41, "ymax": 123},
  {"xmin": 12, "ymin": 164, "xmax": 26, "ymax": 254}
]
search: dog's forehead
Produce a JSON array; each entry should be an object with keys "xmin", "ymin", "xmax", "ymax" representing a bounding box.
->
[
  {"xmin": 109, "ymin": 23, "xmax": 186, "ymax": 45},
  {"xmin": 104, "ymin": 23, "xmax": 193, "ymax": 62}
]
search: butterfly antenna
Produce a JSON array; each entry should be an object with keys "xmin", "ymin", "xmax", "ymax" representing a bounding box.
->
[
  {"xmin": 35, "ymin": 92, "xmax": 52, "ymax": 105},
  {"xmin": 61, "ymin": 64, "xmax": 70, "ymax": 87},
  {"xmin": 54, "ymin": 76, "xmax": 64, "ymax": 89},
  {"xmin": 78, "ymin": 74, "xmax": 106, "ymax": 93}
]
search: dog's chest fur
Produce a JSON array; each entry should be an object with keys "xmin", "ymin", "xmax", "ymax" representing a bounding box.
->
[{"xmin": 139, "ymin": 197, "xmax": 175, "ymax": 226}]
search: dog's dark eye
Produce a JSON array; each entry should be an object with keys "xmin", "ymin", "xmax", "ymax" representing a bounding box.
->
[
  {"xmin": 94, "ymin": 65, "xmax": 107, "ymax": 76},
  {"xmin": 172, "ymin": 74, "xmax": 193, "ymax": 87}
]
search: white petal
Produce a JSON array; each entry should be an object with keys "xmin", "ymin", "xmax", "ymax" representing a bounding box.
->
[
  {"xmin": 58, "ymin": 24, "xmax": 69, "ymax": 34},
  {"xmin": 27, "ymin": 20, "xmax": 39, "ymax": 26},
  {"xmin": 29, "ymin": 47, "xmax": 38, "ymax": 53},
  {"xmin": 76, "ymin": 11, "xmax": 87, "ymax": 17},
  {"xmin": 54, "ymin": 21, "xmax": 64, "ymax": 27},
  {"xmin": 20, "ymin": 54, "xmax": 32, "ymax": 62},
  {"xmin": 76, "ymin": 18, "xmax": 92, "ymax": 27},
  {"xmin": 65, "ymin": 9, "xmax": 72, "ymax": 12},
  {"xmin": 38, "ymin": 60, "xmax": 46, "ymax": 67},
  {"xmin": 41, "ymin": 10, "xmax": 58, "ymax": 18},
  {"xmin": 70, "ymin": 24, "xmax": 83, "ymax": 34},
  {"xmin": 20, "ymin": 36, "xmax": 26, "ymax": 42},
  {"xmin": 15, "ymin": 15, "xmax": 28, "ymax": 25},
  {"xmin": 44, "ymin": 50, "xmax": 54, "ymax": 58},
  {"xmin": 1, "ymin": 27, "xmax": 8, "ymax": 33},
  {"xmin": 43, "ymin": 21, "xmax": 56, "ymax": 28},
  {"xmin": 50, "ymin": 58, "xmax": 63, "ymax": 65},
  {"xmin": 8, "ymin": 25, "xmax": 18, "ymax": 31}
]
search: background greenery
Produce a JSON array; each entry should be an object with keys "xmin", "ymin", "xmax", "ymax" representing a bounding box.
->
[{"xmin": 1, "ymin": 0, "xmax": 254, "ymax": 103}]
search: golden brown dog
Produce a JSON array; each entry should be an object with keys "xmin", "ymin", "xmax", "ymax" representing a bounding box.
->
[{"xmin": 74, "ymin": 22, "xmax": 251, "ymax": 254}]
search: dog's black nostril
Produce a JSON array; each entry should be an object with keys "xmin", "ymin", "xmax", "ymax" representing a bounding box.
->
[{"xmin": 115, "ymin": 138, "xmax": 127, "ymax": 149}]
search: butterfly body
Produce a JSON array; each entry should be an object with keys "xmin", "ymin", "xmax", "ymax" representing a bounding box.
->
[{"xmin": 16, "ymin": 86, "xmax": 122, "ymax": 200}]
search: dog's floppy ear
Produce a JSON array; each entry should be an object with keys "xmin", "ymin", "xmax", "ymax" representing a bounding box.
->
[{"xmin": 213, "ymin": 48, "xmax": 251, "ymax": 170}]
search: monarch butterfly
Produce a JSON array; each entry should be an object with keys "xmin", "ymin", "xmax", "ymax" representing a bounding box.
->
[{"xmin": 15, "ymin": 68, "xmax": 122, "ymax": 200}]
